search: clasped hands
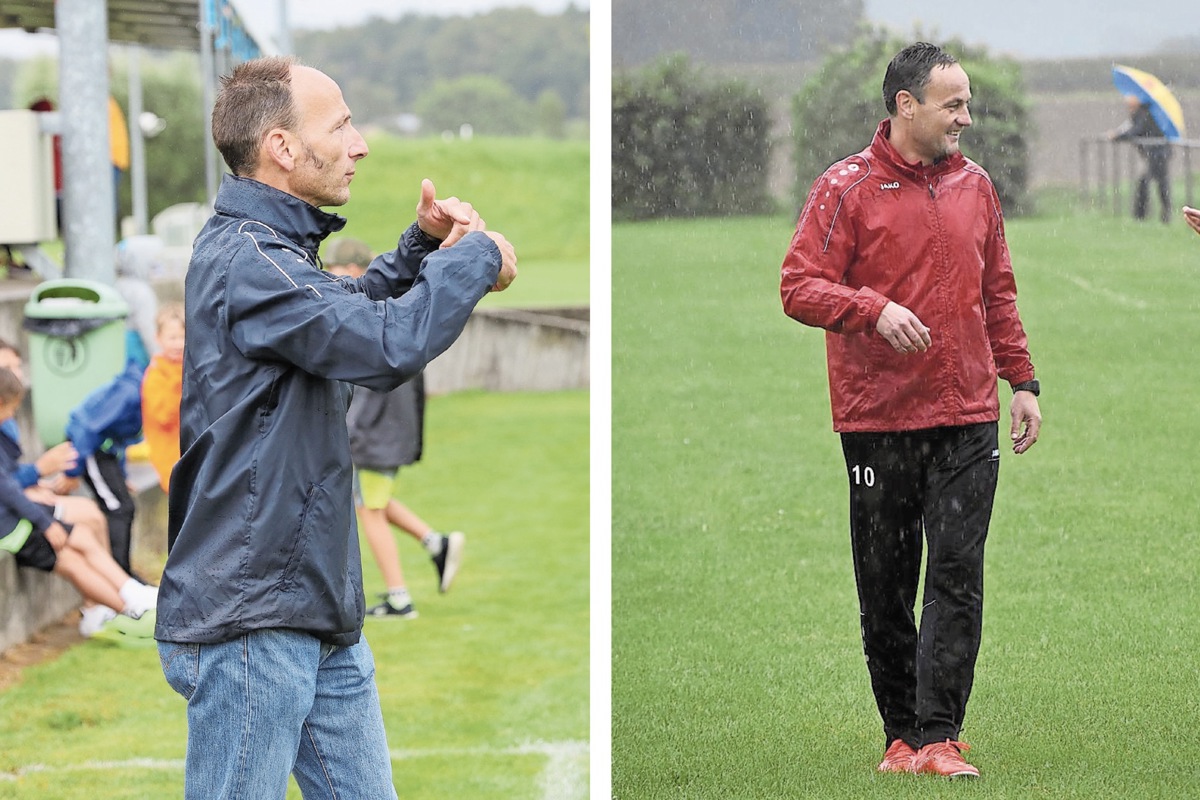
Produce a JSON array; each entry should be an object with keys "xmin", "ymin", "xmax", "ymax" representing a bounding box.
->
[{"xmin": 415, "ymin": 179, "xmax": 517, "ymax": 292}]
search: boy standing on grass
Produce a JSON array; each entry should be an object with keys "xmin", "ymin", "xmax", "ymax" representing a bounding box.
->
[
  {"xmin": 325, "ymin": 238, "xmax": 466, "ymax": 620},
  {"xmin": 0, "ymin": 367, "xmax": 157, "ymax": 637},
  {"xmin": 780, "ymin": 42, "xmax": 1041, "ymax": 778}
]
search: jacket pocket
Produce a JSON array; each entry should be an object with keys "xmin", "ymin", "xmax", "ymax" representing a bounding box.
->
[{"xmin": 277, "ymin": 482, "xmax": 335, "ymax": 593}]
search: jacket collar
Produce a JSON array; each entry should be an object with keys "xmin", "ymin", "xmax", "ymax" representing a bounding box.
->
[
  {"xmin": 214, "ymin": 174, "xmax": 347, "ymax": 257},
  {"xmin": 869, "ymin": 118, "xmax": 965, "ymax": 181}
]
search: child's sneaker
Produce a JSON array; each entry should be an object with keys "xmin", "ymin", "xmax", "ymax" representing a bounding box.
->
[
  {"xmin": 430, "ymin": 531, "xmax": 465, "ymax": 593},
  {"xmin": 79, "ymin": 605, "xmax": 118, "ymax": 638},
  {"xmin": 366, "ymin": 592, "xmax": 417, "ymax": 619},
  {"xmin": 119, "ymin": 580, "xmax": 158, "ymax": 619}
]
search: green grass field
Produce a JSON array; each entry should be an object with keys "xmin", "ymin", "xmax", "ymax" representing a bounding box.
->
[
  {"xmin": 612, "ymin": 207, "xmax": 1200, "ymax": 798},
  {"xmin": 0, "ymin": 390, "xmax": 589, "ymax": 799},
  {"xmin": 334, "ymin": 136, "xmax": 590, "ymax": 309}
]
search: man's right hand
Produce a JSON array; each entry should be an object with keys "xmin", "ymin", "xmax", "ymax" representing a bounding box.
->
[
  {"xmin": 482, "ymin": 231, "xmax": 517, "ymax": 292},
  {"xmin": 876, "ymin": 301, "xmax": 931, "ymax": 354},
  {"xmin": 1183, "ymin": 205, "xmax": 1200, "ymax": 236}
]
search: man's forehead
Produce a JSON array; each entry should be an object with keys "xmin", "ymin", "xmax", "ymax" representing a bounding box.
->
[
  {"xmin": 290, "ymin": 66, "xmax": 349, "ymax": 120},
  {"xmin": 928, "ymin": 64, "xmax": 970, "ymax": 99}
]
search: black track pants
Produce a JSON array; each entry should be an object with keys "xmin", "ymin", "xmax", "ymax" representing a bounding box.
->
[
  {"xmin": 1134, "ymin": 149, "xmax": 1171, "ymax": 223},
  {"xmin": 840, "ymin": 422, "xmax": 999, "ymax": 748}
]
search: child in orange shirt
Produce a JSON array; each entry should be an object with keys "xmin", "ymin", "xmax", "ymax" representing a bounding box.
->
[{"xmin": 140, "ymin": 303, "xmax": 184, "ymax": 492}]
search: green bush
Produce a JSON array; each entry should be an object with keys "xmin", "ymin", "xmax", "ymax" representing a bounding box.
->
[
  {"xmin": 415, "ymin": 75, "xmax": 534, "ymax": 136},
  {"xmin": 613, "ymin": 54, "xmax": 773, "ymax": 220},
  {"xmin": 791, "ymin": 28, "xmax": 1032, "ymax": 216}
]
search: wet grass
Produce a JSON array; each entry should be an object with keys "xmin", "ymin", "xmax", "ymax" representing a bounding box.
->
[
  {"xmin": 611, "ymin": 210, "xmax": 1200, "ymax": 798},
  {"xmin": 0, "ymin": 390, "xmax": 589, "ymax": 799}
]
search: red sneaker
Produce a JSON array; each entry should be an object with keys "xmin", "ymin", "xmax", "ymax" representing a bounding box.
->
[
  {"xmin": 913, "ymin": 740, "xmax": 980, "ymax": 778},
  {"xmin": 877, "ymin": 739, "xmax": 917, "ymax": 773}
]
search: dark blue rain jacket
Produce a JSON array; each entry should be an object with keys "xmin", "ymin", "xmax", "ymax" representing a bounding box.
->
[{"xmin": 155, "ymin": 175, "xmax": 500, "ymax": 646}]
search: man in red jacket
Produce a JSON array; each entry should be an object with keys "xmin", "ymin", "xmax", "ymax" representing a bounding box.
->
[{"xmin": 780, "ymin": 42, "xmax": 1042, "ymax": 779}]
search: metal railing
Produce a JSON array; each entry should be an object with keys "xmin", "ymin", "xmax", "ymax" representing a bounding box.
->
[{"xmin": 1078, "ymin": 136, "xmax": 1199, "ymax": 215}]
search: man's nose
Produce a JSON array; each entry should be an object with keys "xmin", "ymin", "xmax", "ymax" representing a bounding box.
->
[{"xmin": 350, "ymin": 126, "xmax": 369, "ymax": 159}]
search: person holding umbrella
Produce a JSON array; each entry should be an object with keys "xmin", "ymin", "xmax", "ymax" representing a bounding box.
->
[
  {"xmin": 1108, "ymin": 65, "xmax": 1187, "ymax": 224},
  {"xmin": 1109, "ymin": 94, "xmax": 1172, "ymax": 223}
]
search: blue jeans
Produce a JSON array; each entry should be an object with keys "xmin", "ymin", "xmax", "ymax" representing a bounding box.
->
[{"xmin": 158, "ymin": 629, "xmax": 398, "ymax": 799}]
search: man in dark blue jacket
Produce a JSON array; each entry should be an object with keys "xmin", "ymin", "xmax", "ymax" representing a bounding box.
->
[{"xmin": 154, "ymin": 55, "xmax": 516, "ymax": 799}]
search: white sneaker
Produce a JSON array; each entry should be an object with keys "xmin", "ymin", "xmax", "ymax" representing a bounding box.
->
[
  {"xmin": 79, "ymin": 605, "xmax": 118, "ymax": 637},
  {"xmin": 122, "ymin": 583, "xmax": 158, "ymax": 619}
]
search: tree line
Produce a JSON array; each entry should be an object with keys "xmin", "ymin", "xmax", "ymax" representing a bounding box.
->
[
  {"xmin": 0, "ymin": 6, "xmax": 588, "ymax": 226},
  {"xmin": 295, "ymin": 6, "xmax": 589, "ymax": 136},
  {"xmin": 614, "ymin": 28, "xmax": 1032, "ymax": 220}
]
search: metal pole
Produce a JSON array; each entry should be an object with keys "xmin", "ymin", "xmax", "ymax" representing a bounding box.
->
[
  {"xmin": 1123, "ymin": 144, "xmax": 1132, "ymax": 217},
  {"xmin": 127, "ymin": 45, "xmax": 149, "ymax": 236},
  {"xmin": 199, "ymin": 0, "xmax": 219, "ymax": 205},
  {"xmin": 277, "ymin": 0, "xmax": 292, "ymax": 54},
  {"xmin": 1111, "ymin": 141, "xmax": 1120, "ymax": 217},
  {"xmin": 1185, "ymin": 144, "xmax": 1194, "ymax": 209},
  {"xmin": 56, "ymin": 0, "xmax": 115, "ymax": 283},
  {"xmin": 1079, "ymin": 139, "xmax": 1088, "ymax": 207}
]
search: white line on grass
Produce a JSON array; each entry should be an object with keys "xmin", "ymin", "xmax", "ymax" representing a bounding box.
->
[
  {"xmin": 1064, "ymin": 273, "xmax": 1150, "ymax": 310},
  {"xmin": 0, "ymin": 740, "xmax": 590, "ymax": 799},
  {"xmin": 390, "ymin": 740, "xmax": 590, "ymax": 800}
]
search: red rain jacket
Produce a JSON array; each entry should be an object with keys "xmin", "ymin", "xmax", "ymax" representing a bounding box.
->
[{"xmin": 781, "ymin": 119, "xmax": 1035, "ymax": 433}]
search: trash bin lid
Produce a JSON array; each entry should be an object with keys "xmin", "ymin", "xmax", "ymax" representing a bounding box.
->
[{"xmin": 24, "ymin": 278, "xmax": 130, "ymax": 319}]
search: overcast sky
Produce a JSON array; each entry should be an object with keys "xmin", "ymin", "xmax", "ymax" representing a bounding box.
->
[
  {"xmin": 0, "ymin": 0, "xmax": 590, "ymax": 59},
  {"xmin": 0, "ymin": 1, "xmax": 1187, "ymax": 62},
  {"xmin": 863, "ymin": 0, "xmax": 1194, "ymax": 59}
]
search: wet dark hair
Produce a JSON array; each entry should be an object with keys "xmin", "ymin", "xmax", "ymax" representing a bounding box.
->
[{"xmin": 882, "ymin": 42, "xmax": 959, "ymax": 115}]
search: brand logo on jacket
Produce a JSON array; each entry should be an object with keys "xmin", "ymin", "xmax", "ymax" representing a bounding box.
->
[{"xmin": 880, "ymin": 181, "xmax": 900, "ymax": 190}]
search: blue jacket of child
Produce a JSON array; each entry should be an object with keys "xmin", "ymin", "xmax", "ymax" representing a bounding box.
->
[{"xmin": 63, "ymin": 360, "xmax": 144, "ymax": 478}]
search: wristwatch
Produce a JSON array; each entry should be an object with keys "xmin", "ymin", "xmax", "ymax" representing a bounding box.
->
[{"xmin": 1012, "ymin": 379, "xmax": 1040, "ymax": 397}]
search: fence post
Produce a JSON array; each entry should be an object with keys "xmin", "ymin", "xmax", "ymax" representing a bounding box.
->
[
  {"xmin": 1185, "ymin": 144, "xmax": 1194, "ymax": 209},
  {"xmin": 1111, "ymin": 140, "xmax": 1121, "ymax": 217},
  {"xmin": 1079, "ymin": 139, "xmax": 1089, "ymax": 206}
]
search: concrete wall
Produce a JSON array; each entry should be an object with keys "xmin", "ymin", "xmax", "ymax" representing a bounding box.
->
[
  {"xmin": 0, "ymin": 278, "xmax": 588, "ymax": 654},
  {"xmin": 424, "ymin": 306, "xmax": 590, "ymax": 394}
]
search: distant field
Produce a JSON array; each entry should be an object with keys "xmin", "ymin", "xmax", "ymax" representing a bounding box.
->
[
  {"xmin": 612, "ymin": 208, "xmax": 1200, "ymax": 798},
  {"xmin": 333, "ymin": 135, "xmax": 590, "ymax": 308}
]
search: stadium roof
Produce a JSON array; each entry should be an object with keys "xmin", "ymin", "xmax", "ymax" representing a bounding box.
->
[{"xmin": 0, "ymin": 0, "xmax": 272, "ymax": 56}]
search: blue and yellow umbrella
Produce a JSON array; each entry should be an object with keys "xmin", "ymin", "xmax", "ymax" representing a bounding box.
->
[{"xmin": 1112, "ymin": 64, "xmax": 1186, "ymax": 141}]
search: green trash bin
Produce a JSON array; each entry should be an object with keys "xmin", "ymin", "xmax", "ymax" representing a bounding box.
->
[{"xmin": 22, "ymin": 279, "xmax": 130, "ymax": 447}]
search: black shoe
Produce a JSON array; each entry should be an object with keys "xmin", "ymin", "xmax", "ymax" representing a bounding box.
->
[
  {"xmin": 431, "ymin": 532, "xmax": 465, "ymax": 593},
  {"xmin": 366, "ymin": 594, "xmax": 417, "ymax": 619}
]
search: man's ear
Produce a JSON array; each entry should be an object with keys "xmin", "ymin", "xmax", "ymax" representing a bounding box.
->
[
  {"xmin": 895, "ymin": 90, "xmax": 917, "ymax": 121},
  {"xmin": 263, "ymin": 128, "xmax": 296, "ymax": 172}
]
